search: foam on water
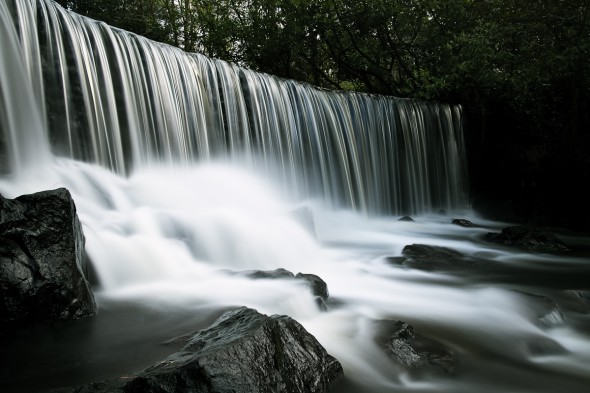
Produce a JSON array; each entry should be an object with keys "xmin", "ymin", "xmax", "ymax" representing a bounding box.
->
[
  {"xmin": 2, "ymin": 158, "xmax": 589, "ymax": 392},
  {"xmin": 1, "ymin": 1, "xmax": 589, "ymax": 392}
]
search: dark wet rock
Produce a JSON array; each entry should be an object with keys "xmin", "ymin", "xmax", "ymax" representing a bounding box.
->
[
  {"xmin": 387, "ymin": 244, "xmax": 457, "ymax": 270},
  {"xmin": 398, "ymin": 216, "xmax": 415, "ymax": 222},
  {"xmin": 535, "ymin": 296, "xmax": 564, "ymax": 327},
  {"xmin": 381, "ymin": 320, "xmax": 458, "ymax": 374},
  {"xmin": 313, "ymin": 297, "xmax": 329, "ymax": 312},
  {"xmin": 295, "ymin": 272, "xmax": 329, "ymax": 311},
  {"xmin": 387, "ymin": 322, "xmax": 423, "ymax": 367},
  {"xmin": 402, "ymin": 244, "xmax": 464, "ymax": 260},
  {"xmin": 295, "ymin": 272, "xmax": 329, "ymax": 300},
  {"xmin": 385, "ymin": 244, "xmax": 488, "ymax": 272},
  {"xmin": 452, "ymin": 218, "xmax": 475, "ymax": 227},
  {"xmin": 573, "ymin": 291, "xmax": 590, "ymax": 305},
  {"xmin": 484, "ymin": 225, "xmax": 569, "ymax": 253},
  {"xmin": 0, "ymin": 188, "xmax": 96, "ymax": 335},
  {"xmin": 53, "ymin": 307, "xmax": 343, "ymax": 393},
  {"xmin": 239, "ymin": 267, "xmax": 296, "ymax": 280},
  {"xmin": 518, "ymin": 291, "xmax": 564, "ymax": 327},
  {"xmin": 226, "ymin": 268, "xmax": 330, "ymax": 311},
  {"xmin": 524, "ymin": 336, "xmax": 566, "ymax": 356},
  {"xmin": 425, "ymin": 351, "xmax": 456, "ymax": 373},
  {"xmin": 556, "ymin": 291, "xmax": 590, "ymax": 314},
  {"xmin": 384, "ymin": 256, "xmax": 405, "ymax": 266},
  {"xmin": 539, "ymin": 309, "xmax": 565, "ymax": 327}
]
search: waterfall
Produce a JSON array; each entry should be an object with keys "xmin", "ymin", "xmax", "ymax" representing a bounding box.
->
[
  {"xmin": 0, "ymin": 0, "xmax": 467, "ymax": 216},
  {"xmin": 9, "ymin": 2, "xmax": 590, "ymax": 393}
]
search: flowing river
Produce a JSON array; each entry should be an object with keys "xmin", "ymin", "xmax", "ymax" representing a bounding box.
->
[{"xmin": 1, "ymin": 1, "xmax": 589, "ymax": 392}]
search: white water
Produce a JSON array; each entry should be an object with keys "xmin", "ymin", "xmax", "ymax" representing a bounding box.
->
[
  {"xmin": 1, "ymin": 158, "xmax": 590, "ymax": 393},
  {"xmin": 1, "ymin": 1, "xmax": 590, "ymax": 392},
  {"xmin": 0, "ymin": 0, "xmax": 468, "ymax": 216}
]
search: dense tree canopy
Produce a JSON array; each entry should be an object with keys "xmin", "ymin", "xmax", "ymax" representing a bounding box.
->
[
  {"xmin": 59, "ymin": 1, "xmax": 589, "ymax": 104},
  {"xmin": 58, "ymin": 0, "xmax": 590, "ymax": 228}
]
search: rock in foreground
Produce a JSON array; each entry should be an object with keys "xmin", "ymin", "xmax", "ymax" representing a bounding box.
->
[
  {"xmin": 0, "ymin": 188, "xmax": 96, "ymax": 335},
  {"xmin": 53, "ymin": 307, "xmax": 343, "ymax": 393}
]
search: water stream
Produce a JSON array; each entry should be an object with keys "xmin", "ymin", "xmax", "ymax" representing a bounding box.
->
[{"xmin": 1, "ymin": 1, "xmax": 589, "ymax": 392}]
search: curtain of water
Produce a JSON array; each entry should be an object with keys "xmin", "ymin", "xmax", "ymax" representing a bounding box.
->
[
  {"xmin": 0, "ymin": 0, "xmax": 468, "ymax": 216},
  {"xmin": 0, "ymin": 0, "xmax": 51, "ymax": 177},
  {"xmin": 3, "ymin": 3, "xmax": 590, "ymax": 393}
]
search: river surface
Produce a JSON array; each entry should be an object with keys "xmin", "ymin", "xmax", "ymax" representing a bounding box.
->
[{"xmin": 1, "ymin": 161, "xmax": 589, "ymax": 393}]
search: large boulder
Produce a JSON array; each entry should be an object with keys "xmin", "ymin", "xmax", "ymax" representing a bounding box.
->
[
  {"xmin": 0, "ymin": 188, "xmax": 96, "ymax": 335},
  {"xmin": 130, "ymin": 307, "xmax": 343, "ymax": 393},
  {"xmin": 50, "ymin": 307, "xmax": 343, "ymax": 393}
]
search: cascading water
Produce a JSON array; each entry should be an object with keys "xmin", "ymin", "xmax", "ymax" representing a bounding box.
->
[
  {"xmin": 1, "ymin": 1, "xmax": 590, "ymax": 393},
  {"xmin": 0, "ymin": 0, "xmax": 468, "ymax": 215}
]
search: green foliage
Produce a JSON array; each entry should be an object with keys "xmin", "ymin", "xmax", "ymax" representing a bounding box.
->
[
  {"xmin": 66, "ymin": 0, "xmax": 171, "ymax": 43},
  {"xmin": 61, "ymin": 0, "xmax": 589, "ymax": 166},
  {"xmin": 58, "ymin": 0, "xmax": 590, "ymax": 227}
]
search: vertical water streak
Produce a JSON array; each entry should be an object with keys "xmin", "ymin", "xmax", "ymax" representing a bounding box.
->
[
  {"xmin": 0, "ymin": 0, "xmax": 51, "ymax": 176},
  {"xmin": 0, "ymin": 0, "xmax": 468, "ymax": 215}
]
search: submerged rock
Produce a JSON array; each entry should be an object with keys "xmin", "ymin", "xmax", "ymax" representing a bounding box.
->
[
  {"xmin": 397, "ymin": 216, "xmax": 415, "ymax": 222},
  {"xmin": 387, "ymin": 244, "xmax": 466, "ymax": 270},
  {"xmin": 0, "ymin": 188, "xmax": 96, "ymax": 335},
  {"xmin": 572, "ymin": 291, "xmax": 590, "ymax": 306},
  {"xmin": 518, "ymin": 291, "xmax": 565, "ymax": 327},
  {"xmin": 484, "ymin": 225, "xmax": 569, "ymax": 252},
  {"xmin": 227, "ymin": 268, "xmax": 330, "ymax": 311},
  {"xmin": 402, "ymin": 244, "xmax": 464, "ymax": 260},
  {"xmin": 451, "ymin": 218, "xmax": 475, "ymax": 227},
  {"xmin": 238, "ymin": 267, "xmax": 295, "ymax": 280},
  {"xmin": 295, "ymin": 272, "xmax": 329, "ymax": 299},
  {"xmin": 558, "ymin": 291, "xmax": 590, "ymax": 314},
  {"xmin": 524, "ymin": 336, "xmax": 566, "ymax": 356},
  {"xmin": 387, "ymin": 322, "xmax": 423, "ymax": 367},
  {"xmin": 51, "ymin": 307, "xmax": 343, "ymax": 393},
  {"xmin": 381, "ymin": 320, "xmax": 458, "ymax": 374},
  {"xmin": 296, "ymin": 272, "xmax": 329, "ymax": 311},
  {"xmin": 386, "ymin": 244, "xmax": 489, "ymax": 273}
]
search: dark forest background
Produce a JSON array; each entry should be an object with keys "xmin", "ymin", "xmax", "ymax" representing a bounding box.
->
[{"xmin": 55, "ymin": 0, "xmax": 590, "ymax": 230}]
